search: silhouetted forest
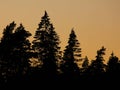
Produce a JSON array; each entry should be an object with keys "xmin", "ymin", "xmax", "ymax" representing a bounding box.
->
[{"xmin": 0, "ymin": 11, "xmax": 120, "ymax": 88}]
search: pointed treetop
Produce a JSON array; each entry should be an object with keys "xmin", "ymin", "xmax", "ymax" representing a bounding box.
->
[
  {"xmin": 111, "ymin": 51, "xmax": 114, "ymax": 57},
  {"xmin": 44, "ymin": 10, "xmax": 48, "ymax": 17},
  {"xmin": 70, "ymin": 28, "xmax": 77, "ymax": 39},
  {"xmin": 19, "ymin": 23, "xmax": 24, "ymax": 28},
  {"xmin": 20, "ymin": 23, "xmax": 23, "ymax": 25},
  {"xmin": 3, "ymin": 21, "xmax": 16, "ymax": 35},
  {"xmin": 101, "ymin": 46, "xmax": 106, "ymax": 50},
  {"xmin": 19, "ymin": 23, "xmax": 24, "ymax": 29},
  {"xmin": 85, "ymin": 56, "xmax": 88, "ymax": 60},
  {"xmin": 71, "ymin": 28, "xmax": 75, "ymax": 33},
  {"xmin": 11, "ymin": 21, "xmax": 15, "ymax": 25},
  {"xmin": 70, "ymin": 28, "xmax": 75, "ymax": 36},
  {"xmin": 9, "ymin": 21, "xmax": 16, "ymax": 27},
  {"xmin": 15, "ymin": 23, "xmax": 24, "ymax": 33}
]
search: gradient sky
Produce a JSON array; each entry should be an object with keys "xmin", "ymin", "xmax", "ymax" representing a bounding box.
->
[{"xmin": 0, "ymin": 0, "xmax": 120, "ymax": 62}]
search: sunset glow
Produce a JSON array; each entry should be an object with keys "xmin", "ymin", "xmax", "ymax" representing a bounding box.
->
[{"xmin": 0, "ymin": 0, "xmax": 120, "ymax": 61}]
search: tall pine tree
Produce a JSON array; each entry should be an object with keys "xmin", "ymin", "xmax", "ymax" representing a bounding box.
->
[
  {"xmin": 12, "ymin": 24, "xmax": 31, "ymax": 77},
  {"xmin": 0, "ymin": 21, "xmax": 16, "ymax": 83},
  {"xmin": 60, "ymin": 29, "xmax": 81, "ymax": 79},
  {"xmin": 32, "ymin": 11, "xmax": 61, "ymax": 78},
  {"xmin": 0, "ymin": 22, "xmax": 31, "ymax": 84},
  {"xmin": 87, "ymin": 46, "xmax": 106, "ymax": 77}
]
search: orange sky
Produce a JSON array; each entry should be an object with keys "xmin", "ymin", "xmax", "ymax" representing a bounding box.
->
[{"xmin": 0, "ymin": 0, "xmax": 120, "ymax": 62}]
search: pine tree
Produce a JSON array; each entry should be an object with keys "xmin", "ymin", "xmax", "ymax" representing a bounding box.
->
[
  {"xmin": 106, "ymin": 52, "xmax": 120, "ymax": 74},
  {"xmin": 12, "ymin": 24, "xmax": 31, "ymax": 77},
  {"xmin": 80, "ymin": 56, "xmax": 89, "ymax": 77},
  {"xmin": 32, "ymin": 11, "xmax": 61, "ymax": 78},
  {"xmin": 0, "ymin": 21, "xmax": 16, "ymax": 60},
  {"xmin": 0, "ymin": 22, "xmax": 31, "ymax": 84},
  {"xmin": 60, "ymin": 29, "xmax": 81, "ymax": 79},
  {"xmin": 82, "ymin": 56, "xmax": 89, "ymax": 69},
  {"xmin": 0, "ymin": 21, "xmax": 16, "ymax": 83},
  {"xmin": 87, "ymin": 46, "xmax": 106, "ymax": 76}
]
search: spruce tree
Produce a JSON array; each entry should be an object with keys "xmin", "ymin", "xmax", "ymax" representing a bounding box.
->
[
  {"xmin": 60, "ymin": 29, "xmax": 81, "ymax": 79},
  {"xmin": 82, "ymin": 56, "xmax": 89, "ymax": 69},
  {"xmin": 0, "ymin": 22, "xmax": 31, "ymax": 84},
  {"xmin": 0, "ymin": 21, "xmax": 16, "ymax": 83},
  {"xmin": 32, "ymin": 11, "xmax": 61, "ymax": 78},
  {"xmin": 12, "ymin": 24, "xmax": 31, "ymax": 77},
  {"xmin": 106, "ymin": 52, "xmax": 120, "ymax": 75},
  {"xmin": 0, "ymin": 21, "xmax": 16, "ymax": 60},
  {"xmin": 81, "ymin": 56, "xmax": 89, "ymax": 73},
  {"xmin": 87, "ymin": 46, "xmax": 106, "ymax": 76},
  {"xmin": 80, "ymin": 56, "xmax": 89, "ymax": 77}
]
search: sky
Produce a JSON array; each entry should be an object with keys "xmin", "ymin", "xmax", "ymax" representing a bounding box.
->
[{"xmin": 0, "ymin": 0, "xmax": 120, "ymax": 62}]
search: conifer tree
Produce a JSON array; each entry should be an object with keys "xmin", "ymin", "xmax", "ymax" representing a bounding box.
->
[
  {"xmin": 82, "ymin": 56, "xmax": 89, "ymax": 72},
  {"xmin": 106, "ymin": 52, "xmax": 120, "ymax": 74},
  {"xmin": 12, "ymin": 24, "xmax": 31, "ymax": 77},
  {"xmin": 82, "ymin": 56, "xmax": 89, "ymax": 68},
  {"xmin": 32, "ymin": 11, "xmax": 61, "ymax": 77},
  {"xmin": 0, "ymin": 21, "xmax": 16, "ymax": 60},
  {"xmin": 0, "ymin": 21, "xmax": 16, "ymax": 83},
  {"xmin": 0, "ymin": 22, "xmax": 31, "ymax": 83},
  {"xmin": 60, "ymin": 29, "xmax": 81, "ymax": 79},
  {"xmin": 80, "ymin": 56, "xmax": 89, "ymax": 77},
  {"xmin": 87, "ymin": 46, "xmax": 106, "ymax": 76}
]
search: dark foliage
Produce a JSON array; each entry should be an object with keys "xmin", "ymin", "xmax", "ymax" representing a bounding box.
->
[
  {"xmin": 32, "ymin": 11, "xmax": 61, "ymax": 79},
  {"xmin": 0, "ymin": 11, "xmax": 119, "ymax": 89},
  {"xmin": 60, "ymin": 29, "xmax": 81, "ymax": 79}
]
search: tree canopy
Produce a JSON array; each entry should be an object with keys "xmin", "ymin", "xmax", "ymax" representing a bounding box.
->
[{"xmin": 0, "ymin": 11, "xmax": 119, "ymax": 88}]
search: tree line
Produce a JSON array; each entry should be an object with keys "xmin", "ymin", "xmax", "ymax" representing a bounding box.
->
[{"xmin": 0, "ymin": 11, "xmax": 120, "ymax": 88}]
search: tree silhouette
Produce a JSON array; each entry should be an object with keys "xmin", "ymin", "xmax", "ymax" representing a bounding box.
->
[
  {"xmin": 0, "ymin": 22, "xmax": 31, "ymax": 86},
  {"xmin": 0, "ymin": 12, "xmax": 120, "ymax": 88},
  {"xmin": 81, "ymin": 56, "xmax": 89, "ymax": 74},
  {"xmin": 0, "ymin": 21, "xmax": 16, "ymax": 84},
  {"xmin": 86, "ymin": 46, "xmax": 106, "ymax": 77},
  {"xmin": 60, "ymin": 29, "xmax": 81, "ymax": 79},
  {"xmin": 82, "ymin": 56, "xmax": 89, "ymax": 68},
  {"xmin": 32, "ymin": 11, "xmax": 61, "ymax": 79},
  {"xmin": 106, "ymin": 52, "xmax": 120, "ymax": 76},
  {"xmin": 12, "ymin": 24, "xmax": 31, "ymax": 78}
]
